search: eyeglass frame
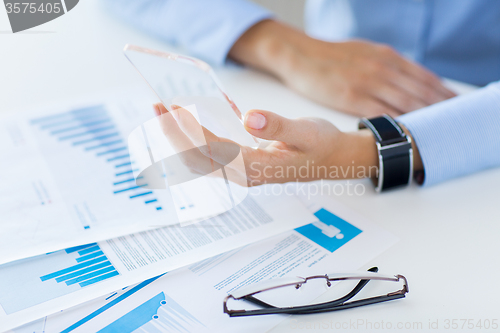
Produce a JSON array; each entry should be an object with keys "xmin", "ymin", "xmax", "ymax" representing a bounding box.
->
[{"xmin": 223, "ymin": 267, "xmax": 409, "ymax": 317}]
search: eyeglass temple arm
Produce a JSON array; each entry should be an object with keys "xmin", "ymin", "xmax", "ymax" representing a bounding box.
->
[
  {"xmin": 295, "ymin": 273, "xmax": 409, "ymax": 316},
  {"xmin": 240, "ymin": 267, "xmax": 379, "ymax": 310},
  {"xmin": 280, "ymin": 292, "xmax": 407, "ymax": 315},
  {"xmin": 226, "ymin": 292, "xmax": 407, "ymax": 317}
]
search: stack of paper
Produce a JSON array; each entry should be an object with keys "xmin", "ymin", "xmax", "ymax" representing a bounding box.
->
[{"xmin": 0, "ymin": 92, "xmax": 397, "ymax": 332}]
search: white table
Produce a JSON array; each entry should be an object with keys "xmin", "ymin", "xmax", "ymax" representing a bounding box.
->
[{"xmin": 2, "ymin": 1, "xmax": 500, "ymax": 332}]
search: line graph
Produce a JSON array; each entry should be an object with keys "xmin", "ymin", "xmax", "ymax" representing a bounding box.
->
[{"xmin": 59, "ymin": 272, "xmax": 206, "ymax": 333}]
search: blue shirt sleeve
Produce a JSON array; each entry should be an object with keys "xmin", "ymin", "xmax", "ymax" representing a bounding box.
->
[
  {"xmin": 102, "ymin": 0, "xmax": 273, "ymax": 66},
  {"xmin": 397, "ymin": 81, "xmax": 500, "ymax": 186}
]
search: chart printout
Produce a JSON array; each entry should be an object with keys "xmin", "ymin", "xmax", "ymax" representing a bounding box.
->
[
  {"xmin": 9, "ymin": 200, "xmax": 398, "ymax": 333},
  {"xmin": 0, "ymin": 177, "xmax": 317, "ymax": 332},
  {"xmin": 0, "ymin": 91, "xmax": 314, "ymax": 265}
]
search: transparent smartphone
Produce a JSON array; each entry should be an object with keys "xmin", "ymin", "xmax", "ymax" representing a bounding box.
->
[{"xmin": 124, "ymin": 45, "xmax": 255, "ymax": 224}]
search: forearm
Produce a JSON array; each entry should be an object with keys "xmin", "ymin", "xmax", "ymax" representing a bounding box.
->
[{"xmin": 228, "ymin": 20, "xmax": 313, "ymax": 79}]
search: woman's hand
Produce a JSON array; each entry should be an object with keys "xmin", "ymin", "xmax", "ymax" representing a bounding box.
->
[
  {"xmin": 240, "ymin": 109, "xmax": 381, "ymax": 185},
  {"xmin": 229, "ymin": 20, "xmax": 456, "ymax": 118},
  {"xmin": 154, "ymin": 103, "xmax": 393, "ymax": 186}
]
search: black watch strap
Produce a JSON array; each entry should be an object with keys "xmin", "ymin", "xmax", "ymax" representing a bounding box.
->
[{"xmin": 359, "ymin": 115, "xmax": 413, "ymax": 192}]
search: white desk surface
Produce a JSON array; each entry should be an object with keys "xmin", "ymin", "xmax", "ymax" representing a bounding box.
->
[{"xmin": 1, "ymin": 1, "xmax": 500, "ymax": 332}]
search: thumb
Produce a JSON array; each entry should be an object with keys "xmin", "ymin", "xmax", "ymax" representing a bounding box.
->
[{"xmin": 244, "ymin": 110, "xmax": 312, "ymax": 148}]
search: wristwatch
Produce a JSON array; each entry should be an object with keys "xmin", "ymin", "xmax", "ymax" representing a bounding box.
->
[{"xmin": 359, "ymin": 115, "xmax": 413, "ymax": 192}]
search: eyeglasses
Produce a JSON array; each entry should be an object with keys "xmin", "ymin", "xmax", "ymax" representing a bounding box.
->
[{"xmin": 223, "ymin": 267, "xmax": 408, "ymax": 317}]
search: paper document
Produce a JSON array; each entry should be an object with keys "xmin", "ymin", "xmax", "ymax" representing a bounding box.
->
[
  {"xmin": 9, "ymin": 200, "xmax": 398, "ymax": 333},
  {"xmin": 0, "ymin": 91, "xmax": 252, "ymax": 265},
  {"xmin": 0, "ymin": 185, "xmax": 316, "ymax": 332}
]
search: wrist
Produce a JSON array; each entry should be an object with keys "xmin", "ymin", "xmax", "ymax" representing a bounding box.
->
[
  {"xmin": 351, "ymin": 125, "xmax": 423, "ymax": 182},
  {"xmin": 332, "ymin": 130, "xmax": 379, "ymax": 179}
]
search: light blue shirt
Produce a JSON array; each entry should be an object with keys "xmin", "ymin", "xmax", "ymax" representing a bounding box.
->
[
  {"xmin": 104, "ymin": 0, "xmax": 500, "ymax": 186},
  {"xmin": 398, "ymin": 81, "xmax": 500, "ymax": 186}
]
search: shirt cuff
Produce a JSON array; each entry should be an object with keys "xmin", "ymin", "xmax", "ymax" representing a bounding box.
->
[{"xmin": 397, "ymin": 82, "xmax": 500, "ymax": 186}]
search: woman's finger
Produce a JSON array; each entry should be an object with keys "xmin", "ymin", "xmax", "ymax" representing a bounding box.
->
[
  {"xmin": 243, "ymin": 109, "xmax": 321, "ymax": 150},
  {"xmin": 368, "ymin": 79, "xmax": 428, "ymax": 113},
  {"xmin": 390, "ymin": 55, "xmax": 456, "ymax": 100}
]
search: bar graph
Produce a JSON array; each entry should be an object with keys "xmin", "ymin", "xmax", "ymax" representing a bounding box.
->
[
  {"xmin": 29, "ymin": 105, "xmax": 163, "ymax": 213},
  {"xmin": 39, "ymin": 244, "xmax": 118, "ymax": 288},
  {"xmin": 0, "ymin": 244, "xmax": 120, "ymax": 315}
]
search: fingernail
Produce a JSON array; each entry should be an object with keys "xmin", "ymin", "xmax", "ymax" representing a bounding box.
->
[
  {"xmin": 153, "ymin": 104, "xmax": 160, "ymax": 116},
  {"xmin": 245, "ymin": 112, "xmax": 266, "ymax": 130}
]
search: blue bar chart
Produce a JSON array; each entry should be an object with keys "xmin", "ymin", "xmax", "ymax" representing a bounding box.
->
[
  {"xmin": 0, "ymin": 244, "xmax": 120, "ymax": 315},
  {"xmin": 40, "ymin": 244, "xmax": 119, "ymax": 288},
  {"xmin": 29, "ymin": 105, "xmax": 163, "ymax": 215}
]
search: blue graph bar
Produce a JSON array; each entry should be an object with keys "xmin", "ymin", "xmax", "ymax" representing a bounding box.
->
[
  {"xmin": 113, "ymin": 178, "xmax": 135, "ymax": 185},
  {"xmin": 115, "ymin": 162, "xmax": 131, "ymax": 168},
  {"xmin": 113, "ymin": 185, "xmax": 145, "ymax": 194},
  {"xmin": 40, "ymin": 256, "xmax": 107, "ymax": 281},
  {"xmin": 156, "ymin": 207, "xmax": 162, "ymax": 210},
  {"xmin": 130, "ymin": 191, "xmax": 153, "ymax": 199},
  {"xmin": 107, "ymin": 154, "xmax": 130, "ymax": 162},
  {"xmin": 145, "ymin": 199, "xmax": 157, "ymax": 204},
  {"xmin": 96, "ymin": 147, "xmax": 127, "ymax": 156},
  {"xmin": 85, "ymin": 140, "xmax": 123, "ymax": 151},
  {"xmin": 76, "ymin": 251, "xmax": 104, "ymax": 263},
  {"xmin": 78, "ymin": 245, "xmax": 100, "ymax": 256},
  {"xmin": 68, "ymin": 106, "xmax": 107, "ymax": 114},
  {"xmin": 66, "ymin": 266, "xmax": 117, "ymax": 286},
  {"xmin": 73, "ymin": 133, "xmax": 119, "ymax": 145},
  {"xmin": 50, "ymin": 119, "xmax": 111, "ymax": 135},
  {"xmin": 65, "ymin": 244, "xmax": 96, "ymax": 254},
  {"xmin": 115, "ymin": 169, "xmax": 138, "ymax": 176},
  {"xmin": 79, "ymin": 270, "xmax": 120, "ymax": 288},
  {"xmin": 59, "ymin": 126, "xmax": 115, "ymax": 140},
  {"xmin": 40, "ymin": 114, "xmax": 109, "ymax": 129},
  {"xmin": 55, "ymin": 261, "xmax": 112, "ymax": 283}
]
